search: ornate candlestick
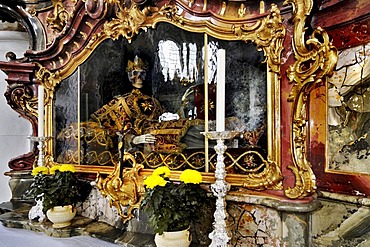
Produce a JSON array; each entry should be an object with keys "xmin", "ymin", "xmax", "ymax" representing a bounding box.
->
[
  {"xmin": 202, "ymin": 130, "xmax": 239, "ymax": 247},
  {"xmin": 28, "ymin": 136, "xmax": 50, "ymax": 166},
  {"xmin": 27, "ymin": 135, "xmax": 50, "ymax": 221}
]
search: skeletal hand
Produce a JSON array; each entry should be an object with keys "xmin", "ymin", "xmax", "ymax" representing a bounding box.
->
[{"xmin": 132, "ymin": 134, "xmax": 156, "ymax": 144}]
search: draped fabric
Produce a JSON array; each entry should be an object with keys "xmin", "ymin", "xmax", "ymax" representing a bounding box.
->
[{"xmin": 0, "ymin": 224, "xmax": 119, "ymax": 247}]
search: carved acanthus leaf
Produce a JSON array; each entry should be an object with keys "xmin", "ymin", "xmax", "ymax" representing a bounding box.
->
[
  {"xmin": 6, "ymin": 83, "xmax": 37, "ymax": 118},
  {"xmin": 96, "ymin": 153, "xmax": 145, "ymax": 222},
  {"xmin": 35, "ymin": 64, "xmax": 61, "ymax": 93},
  {"xmin": 102, "ymin": 3, "xmax": 181, "ymax": 43},
  {"xmin": 285, "ymin": 0, "xmax": 338, "ymax": 199}
]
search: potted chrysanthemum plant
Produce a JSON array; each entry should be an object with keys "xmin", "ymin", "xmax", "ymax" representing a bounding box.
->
[
  {"xmin": 27, "ymin": 164, "xmax": 91, "ymax": 228},
  {"xmin": 141, "ymin": 166, "xmax": 208, "ymax": 247}
]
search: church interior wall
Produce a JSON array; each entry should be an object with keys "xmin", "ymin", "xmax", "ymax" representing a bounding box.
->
[{"xmin": 0, "ymin": 28, "xmax": 31, "ymax": 203}]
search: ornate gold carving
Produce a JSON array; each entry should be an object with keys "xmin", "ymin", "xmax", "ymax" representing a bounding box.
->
[
  {"xmin": 188, "ymin": 0, "xmax": 195, "ymax": 8},
  {"xmin": 202, "ymin": 0, "xmax": 208, "ymax": 12},
  {"xmin": 238, "ymin": 4, "xmax": 246, "ymax": 18},
  {"xmin": 35, "ymin": 64, "xmax": 61, "ymax": 91},
  {"xmin": 134, "ymin": 150, "xmax": 282, "ymax": 190},
  {"xmin": 285, "ymin": 0, "xmax": 338, "ymax": 199},
  {"xmin": 59, "ymin": 56, "xmax": 64, "ymax": 65},
  {"xmin": 56, "ymin": 122, "xmax": 117, "ymax": 165},
  {"xmin": 97, "ymin": 3, "xmax": 185, "ymax": 44},
  {"xmin": 86, "ymin": 1, "xmax": 285, "ymax": 77},
  {"xmin": 96, "ymin": 153, "xmax": 145, "ymax": 222},
  {"xmin": 85, "ymin": 21, "xmax": 93, "ymax": 29},
  {"xmin": 35, "ymin": 65, "xmax": 60, "ymax": 167},
  {"xmin": 101, "ymin": 3, "xmax": 159, "ymax": 43},
  {"xmin": 80, "ymin": 31, "xmax": 87, "ymax": 40},
  {"xmin": 220, "ymin": 2, "xmax": 226, "ymax": 16},
  {"xmin": 233, "ymin": 4, "xmax": 285, "ymax": 75},
  {"xmin": 9, "ymin": 84, "xmax": 38, "ymax": 118},
  {"xmin": 260, "ymin": 1, "xmax": 265, "ymax": 14},
  {"xmin": 46, "ymin": 0, "xmax": 70, "ymax": 32},
  {"xmin": 73, "ymin": 41, "xmax": 80, "ymax": 49}
]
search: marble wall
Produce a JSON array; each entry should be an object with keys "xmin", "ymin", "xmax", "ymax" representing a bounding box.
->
[
  {"xmin": 227, "ymin": 202, "xmax": 281, "ymax": 246},
  {"xmin": 77, "ymin": 186, "xmax": 318, "ymax": 247}
]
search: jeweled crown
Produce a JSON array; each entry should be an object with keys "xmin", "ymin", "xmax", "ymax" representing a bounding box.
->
[{"xmin": 126, "ymin": 55, "xmax": 148, "ymax": 72}]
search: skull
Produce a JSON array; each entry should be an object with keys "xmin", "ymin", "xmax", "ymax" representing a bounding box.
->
[{"xmin": 128, "ymin": 69, "xmax": 146, "ymax": 89}]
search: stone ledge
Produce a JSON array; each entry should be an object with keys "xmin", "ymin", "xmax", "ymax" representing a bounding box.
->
[{"xmin": 0, "ymin": 201, "xmax": 155, "ymax": 246}]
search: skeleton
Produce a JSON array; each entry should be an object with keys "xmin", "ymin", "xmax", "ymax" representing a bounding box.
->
[{"xmin": 126, "ymin": 55, "xmax": 157, "ymax": 145}]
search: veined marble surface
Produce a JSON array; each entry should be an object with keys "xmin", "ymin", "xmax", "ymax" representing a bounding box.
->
[
  {"xmin": 0, "ymin": 201, "xmax": 155, "ymax": 246},
  {"xmin": 312, "ymin": 199, "xmax": 370, "ymax": 247}
]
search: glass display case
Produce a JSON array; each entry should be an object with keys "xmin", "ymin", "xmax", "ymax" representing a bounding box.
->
[{"xmin": 54, "ymin": 23, "xmax": 268, "ymax": 173}]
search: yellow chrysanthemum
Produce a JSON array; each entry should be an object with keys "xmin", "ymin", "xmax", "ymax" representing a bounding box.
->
[
  {"xmin": 31, "ymin": 166, "xmax": 49, "ymax": 176},
  {"xmin": 59, "ymin": 164, "xmax": 76, "ymax": 173},
  {"xmin": 152, "ymin": 166, "xmax": 171, "ymax": 178},
  {"xmin": 180, "ymin": 169, "xmax": 202, "ymax": 184},
  {"xmin": 49, "ymin": 165, "xmax": 61, "ymax": 175},
  {"xmin": 144, "ymin": 175, "xmax": 167, "ymax": 189}
]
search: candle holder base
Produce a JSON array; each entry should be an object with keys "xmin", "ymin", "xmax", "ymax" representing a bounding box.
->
[
  {"xmin": 201, "ymin": 131, "xmax": 240, "ymax": 140},
  {"xmin": 28, "ymin": 136, "xmax": 51, "ymax": 167},
  {"xmin": 201, "ymin": 131, "xmax": 239, "ymax": 247}
]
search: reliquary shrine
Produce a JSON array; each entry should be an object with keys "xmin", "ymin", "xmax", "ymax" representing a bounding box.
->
[{"xmin": 0, "ymin": 0, "xmax": 370, "ymax": 246}]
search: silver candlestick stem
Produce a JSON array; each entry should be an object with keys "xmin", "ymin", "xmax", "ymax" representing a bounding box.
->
[
  {"xmin": 28, "ymin": 136, "xmax": 50, "ymax": 166},
  {"xmin": 202, "ymin": 131, "xmax": 239, "ymax": 247}
]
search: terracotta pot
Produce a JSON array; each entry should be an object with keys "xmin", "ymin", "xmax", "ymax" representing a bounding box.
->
[
  {"xmin": 154, "ymin": 228, "xmax": 191, "ymax": 247},
  {"xmin": 46, "ymin": 205, "xmax": 76, "ymax": 228}
]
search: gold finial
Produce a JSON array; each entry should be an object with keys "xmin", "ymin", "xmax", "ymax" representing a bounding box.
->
[
  {"xmin": 260, "ymin": 1, "xmax": 265, "ymax": 14},
  {"xmin": 238, "ymin": 3, "xmax": 246, "ymax": 18}
]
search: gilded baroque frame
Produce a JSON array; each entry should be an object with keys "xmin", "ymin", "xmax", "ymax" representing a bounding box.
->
[{"xmin": 39, "ymin": 1, "xmax": 284, "ymax": 185}]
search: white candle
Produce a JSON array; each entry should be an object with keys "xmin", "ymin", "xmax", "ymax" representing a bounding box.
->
[
  {"xmin": 38, "ymin": 85, "xmax": 44, "ymax": 137},
  {"xmin": 216, "ymin": 49, "xmax": 226, "ymax": 132}
]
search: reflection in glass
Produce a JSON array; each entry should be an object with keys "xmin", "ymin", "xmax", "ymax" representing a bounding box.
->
[
  {"xmin": 158, "ymin": 40, "xmax": 199, "ymax": 85},
  {"xmin": 54, "ymin": 71, "xmax": 79, "ymax": 164}
]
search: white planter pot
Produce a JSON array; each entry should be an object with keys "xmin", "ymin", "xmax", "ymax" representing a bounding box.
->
[
  {"xmin": 154, "ymin": 229, "xmax": 191, "ymax": 247},
  {"xmin": 46, "ymin": 205, "xmax": 76, "ymax": 228}
]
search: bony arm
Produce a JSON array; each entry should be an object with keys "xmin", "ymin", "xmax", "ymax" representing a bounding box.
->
[{"xmin": 132, "ymin": 134, "xmax": 156, "ymax": 144}]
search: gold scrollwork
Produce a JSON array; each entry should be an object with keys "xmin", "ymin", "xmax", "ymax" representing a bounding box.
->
[
  {"xmin": 233, "ymin": 4, "xmax": 285, "ymax": 75},
  {"xmin": 134, "ymin": 150, "xmax": 282, "ymax": 190},
  {"xmin": 96, "ymin": 153, "xmax": 145, "ymax": 222},
  {"xmin": 35, "ymin": 64, "xmax": 61, "ymax": 92},
  {"xmin": 8, "ymin": 84, "xmax": 38, "ymax": 118},
  {"xmin": 285, "ymin": 0, "xmax": 338, "ymax": 199},
  {"xmin": 101, "ymin": 3, "xmax": 181, "ymax": 43},
  {"xmin": 46, "ymin": 0, "xmax": 70, "ymax": 32}
]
